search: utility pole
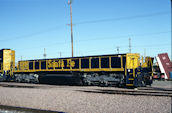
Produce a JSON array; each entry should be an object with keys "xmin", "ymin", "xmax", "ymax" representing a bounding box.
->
[
  {"xmin": 21, "ymin": 56, "xmax": 22, "ymax": 61},
  {"xmin": 117, "ymin": 46, "xmax": 119, "ymax": 54},
  {"xmin": 59, "ymin": 52, "xmax": 62, "ymax": 58},
  {"xmin": 68, "ymin": 0, "xmax": 74, "ymax": 57},
  {"xmin": 144, "ymin": 48, "xmax": 146, "ymax": 58},
  {"xmin": 129, "ymin": 38, "xmax": 131, "ymax": 53},
  {"xmin": 43, "ymin": 48, "xmax": 47, "ymax": 59}
]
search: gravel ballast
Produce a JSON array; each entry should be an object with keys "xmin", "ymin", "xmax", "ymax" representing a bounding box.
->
[{"xmin": 0, "ymin": 82, "xmax": 171, "ymax": 113}]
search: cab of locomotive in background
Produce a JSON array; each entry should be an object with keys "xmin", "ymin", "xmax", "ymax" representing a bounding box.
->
[{"xmin": 0, "ymin": 49, "xmax": 15, "ymax": 76}]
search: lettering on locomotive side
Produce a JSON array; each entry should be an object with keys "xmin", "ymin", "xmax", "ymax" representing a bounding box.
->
[
  {"xmin": 48, "ymin": 59, "xmax": 75, "ymax": 68},
  {"xmin": 67, "ymin": 59, "xmax": 75, "ymax": 67},
  {"xmin": 19, "ymin": 61, "xmax": 29, "ymax": 70},
  {"xmin": 47, "ymin": 60, "xmax": 64, "ymax": 68}
]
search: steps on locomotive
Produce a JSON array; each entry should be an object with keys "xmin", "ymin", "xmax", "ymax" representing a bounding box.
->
[{"xmin": 126, "ymin": 70, "xmax": 135, "ymax": 87}]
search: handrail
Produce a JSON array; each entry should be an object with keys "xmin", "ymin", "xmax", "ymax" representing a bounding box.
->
[{"xmin": 14, "ymin": 55, "xmax": 126, "ymax": 73}]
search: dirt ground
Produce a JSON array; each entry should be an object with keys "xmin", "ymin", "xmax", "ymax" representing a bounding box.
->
[{"xmin": 0, "ymin": 81, "xmax": 171, "ymax": 113}]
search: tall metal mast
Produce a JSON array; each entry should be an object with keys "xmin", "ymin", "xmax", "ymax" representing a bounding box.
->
[
  {"xmin": 129, "ymin": 38, "xmax": 131, "ymax": 53},
  {"xmin": 117, "ymin": 46, "xmax": 120, "ymax": 54},
  {"xmin": 68, "ymin": 0, "xmax": 74, "ymax": 57},
  {"xmin": 43, "ymin": 48, "xmax": 46, "ymax": 59},
  {"xmin": 144, "ymin": 48, "xmax": 146, "ymax": 58}
]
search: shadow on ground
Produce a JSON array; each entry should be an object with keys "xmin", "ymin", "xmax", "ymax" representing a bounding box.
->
[{"xmin": 0, "ymin": 105, "xmax": 66, "ymax": 113}]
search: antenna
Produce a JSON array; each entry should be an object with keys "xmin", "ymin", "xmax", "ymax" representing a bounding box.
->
[
  {"xmin": 117, "ymin": 46, "xmax": 120, "ymax": 54},
  {"xmin": 43, "ymin": 48, "xmax": 47, "ymax": 59},
  {"xmin": 129, "ymin": 38, "xmax": 131, "ymax": 53},
  {"xmin": 68, "ymin": 0, "xmax": 74, "ymax": 57}
]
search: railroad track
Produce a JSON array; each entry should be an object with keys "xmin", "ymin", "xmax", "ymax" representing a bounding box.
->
[
  {"xmin": 138, "ymin": 87, "xmax": 172, "ymax": 92},
  {"xmin": 77, "ymin": 87, "xmax": 172, "ymax": 97},
  {"xmin": 0, "ymin": 82, "xmax": 172, "ymax": 97}
]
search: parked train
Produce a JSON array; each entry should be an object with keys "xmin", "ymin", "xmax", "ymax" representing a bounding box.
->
[{"xmin": 0, "ymin": 49, "xmax": 154, "ymax": 87}]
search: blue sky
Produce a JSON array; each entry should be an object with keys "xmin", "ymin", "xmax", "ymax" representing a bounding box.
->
[{"xmin": 0, "ymin": 0, "xmax": 171, "ymax": 61}]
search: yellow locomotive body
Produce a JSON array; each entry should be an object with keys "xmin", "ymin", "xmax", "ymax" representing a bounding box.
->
[{"xmin": 0, "ymin": 49, "xmax": 153, "ymax": 87}]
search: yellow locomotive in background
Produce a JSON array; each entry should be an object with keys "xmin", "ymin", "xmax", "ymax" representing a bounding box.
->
[
  {"xmin": 0, "ymin": 49, "xmax": 153, "ymax": 87},
  {"xmin": 0, "ymin": 49, "xmax": 15, "ymax": 75}
]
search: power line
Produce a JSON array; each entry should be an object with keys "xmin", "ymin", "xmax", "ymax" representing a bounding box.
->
[
  {"xmin": 0, "ymin": 25, "xmax": 64, "ymax": 42},
  {"xmin": 74, "ymin": 11, "xmax": 170, "ymax": 25},
  {"xmin": 132, "ymin": 43, "xmax": 170, "ymax": 47},
  {"xmin": 17, "ymin": 43, "xmax": 170, "ymax": 60},
  {"xmin": 15, "ymin": 30, "xmax": 170, "ymax": 51},
  {"xmin": 16, "ymin": 41, "xmax": 70, "ymax": 51},
  {"xmin": 0, "ymin": 11, "xmax": 170, "ymax": 42},
  {"xmin": 77, "ymin": 44, "xmax": 170, "ymax": 54}
]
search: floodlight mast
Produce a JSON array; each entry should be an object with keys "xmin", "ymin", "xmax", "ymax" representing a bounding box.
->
[
  {"xmin": 68, "ymin": 0, "xmax": 74, "ymax": 57},
  {"xmin": 129, "ymin": 38, "xmax": 131, "ymax": 53}
]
